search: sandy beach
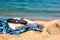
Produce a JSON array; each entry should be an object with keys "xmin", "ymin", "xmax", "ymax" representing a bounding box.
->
[{"xmin": 0, "ymin": 20, "xmax": 60, "ymax": 40}]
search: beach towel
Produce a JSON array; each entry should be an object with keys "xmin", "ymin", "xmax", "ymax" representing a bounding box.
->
[{"xmin": 0, "ymin": 18, "xmax": 42, "ymax": 35}]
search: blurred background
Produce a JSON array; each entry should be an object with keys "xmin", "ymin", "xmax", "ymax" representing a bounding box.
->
[{"xmin": 0, "ymin": 0, "xmax": 60, "ymax": 20}]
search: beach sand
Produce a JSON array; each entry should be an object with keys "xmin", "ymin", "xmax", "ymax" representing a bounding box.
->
[{"xmin": 0, "ymin": 20, "xmax": 60, "ymax": 40}]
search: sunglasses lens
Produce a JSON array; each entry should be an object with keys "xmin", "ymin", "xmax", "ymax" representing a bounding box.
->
[
  {"xmin": 7, "ymin": 19, "xmax": 16, "ymax": 23},
  {"xmin": 18, "ymin": 20, "xmax": 27, "ymax": 25}
]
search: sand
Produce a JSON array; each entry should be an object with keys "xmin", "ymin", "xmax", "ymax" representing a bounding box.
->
[{"xmin": 0, "ymin": 20, "xmax": 60, "ymax": 40}]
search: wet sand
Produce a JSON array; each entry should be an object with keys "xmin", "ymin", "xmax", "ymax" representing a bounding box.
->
[{"xmin": 0, "ymin": 20, "xmax": 60, "ymax": 40}]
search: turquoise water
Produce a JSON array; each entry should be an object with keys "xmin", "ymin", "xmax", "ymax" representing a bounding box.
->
[{"xmin": 0, "ymin": 0, "xmax": 60, "ymax": 20}]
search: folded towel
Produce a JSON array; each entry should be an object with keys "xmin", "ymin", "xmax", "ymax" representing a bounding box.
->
[{"xmin": 0, "ymin": 18, "xmax": 42, "ymax": 35}]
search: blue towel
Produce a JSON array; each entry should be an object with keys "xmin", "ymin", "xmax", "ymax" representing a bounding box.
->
[{"xmin": 0, "ymin": 18, "xmax": 42, "ymax": 35}]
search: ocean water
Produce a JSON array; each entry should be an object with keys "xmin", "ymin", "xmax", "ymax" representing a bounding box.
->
[{"xmin": 0, "ymin": 0, "xmax": 60, "ymax": 20}]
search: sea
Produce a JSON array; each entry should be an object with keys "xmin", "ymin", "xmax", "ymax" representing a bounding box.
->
[{"xmin": 0, "ymin": 0, "xmax": 60, "ymax": 20}]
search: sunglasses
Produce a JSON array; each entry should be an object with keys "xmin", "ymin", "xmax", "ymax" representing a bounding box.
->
[{"xmin": 7, "ymin": 18, "xmax": 27, "ymax": 25}]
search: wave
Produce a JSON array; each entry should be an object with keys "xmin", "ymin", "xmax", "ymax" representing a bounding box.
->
[
  {"xmin": 0, "ymin": 0, "xmax": 60, "ymax": 10},
  {"xmin": 0, "ymin": 8, "xmax": 60, "ymax": 14}
]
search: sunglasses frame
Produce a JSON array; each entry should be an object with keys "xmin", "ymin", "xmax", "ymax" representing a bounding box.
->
[{"xmin": 7, "ymin": 18, "xmax": 27, "ymax": 25}]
